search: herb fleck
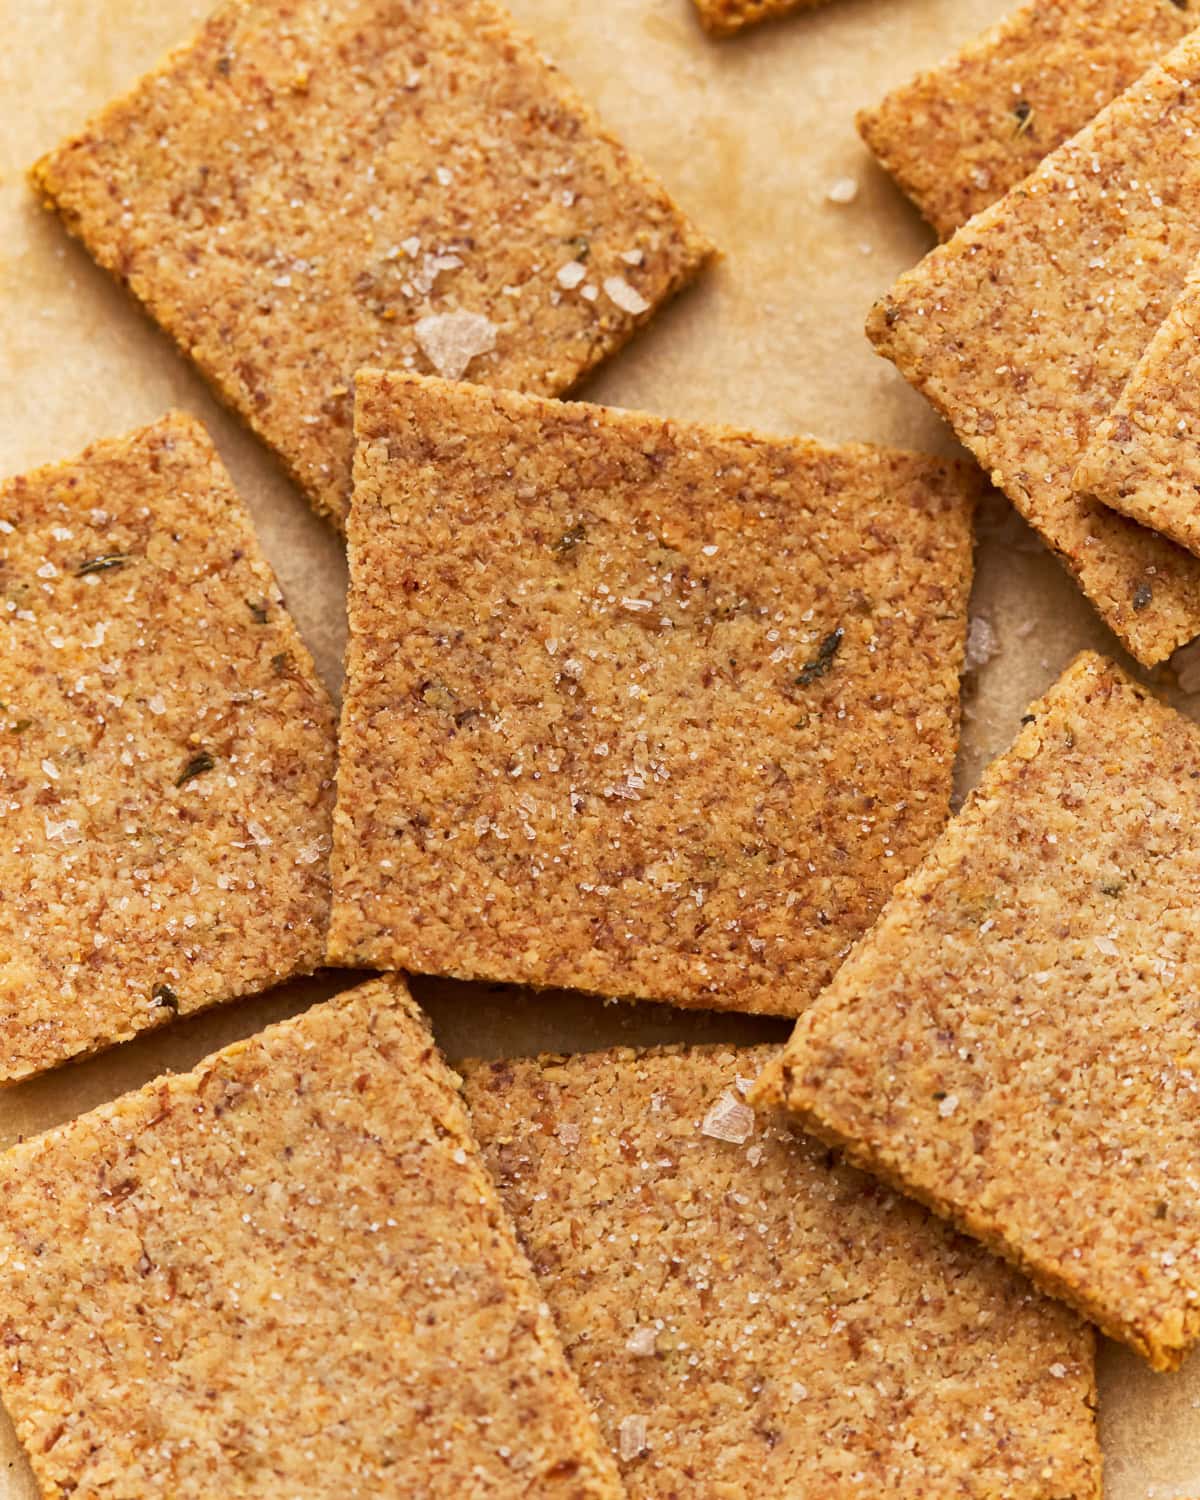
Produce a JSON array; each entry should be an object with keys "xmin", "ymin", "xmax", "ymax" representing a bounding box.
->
[
  {"xmin": 152, "ymin": 983, "xmax": 180, "ymax": 1013},
  {"xmin": 271, "ymin": 650, "xmax": 292, "ymax": 676},
  {"xmin": 574, "ymin": 238, "xmax": 591, "ymax": 261},
  {"xmin": 1155, "ymin": 1200, "xmax": 1169, "ymax": 1218},
  {"xmin": 552, "ymin": 522, "xmax": 587, "ymax": 555},
  {"xmin": 175, "ymin": 750, "xmax": 215, "ymax": 787},
  {"xmin": 7, "ymin": 718, "xmax": 32, "ymax": 734},
  {"xmin": 1012, "ymin": 100, "xmax": 1034, "ymax": 136},
  {"xmin": 1132, "ymin": 581, "xmax": 1153, "ymax": 611},
  {"xmin": 1100, "ymin": 880, "xmax": 1124, "ymax": 897},
  {"xmin": 246, "ymin": 598, "xmax": 269, "ymax": 623},
  {"xmin": 795, "ymin": 628, "xmax": 844, "ymax": 687},
  {"xmin": 1020, "ymin": 713, "xmax": 1036, "ymax": 725},
  {"xmin": 76, "ymin": 553, "xmax": 131, "ymax": 577}
]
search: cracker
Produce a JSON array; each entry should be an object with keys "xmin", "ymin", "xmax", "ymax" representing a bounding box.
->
[
  {"xmin": 463, "ymin": 1045, "xmax": 1101, "ymax": 1499},
  {"xmin": 329, "ymin": 371, "xmax": 976, "ymax": 1017},
  {"xmin": 767, "ymin": 651, "xmax": 1200, "ymax": 1369},
  {"xmin": 868, "ymin": 33, "xmax": 1200, "ymax": 668},
  {"xmin": 858, "ymin": 0, "xmax": 1194, "ymax": 239},
  {"xmin": 1075, "ymin": 265, "xmax": 1200, "ymax": 556},
  {"xmin": 0, "ymin": 412, "xmax": 335, "ymax": 1082},
  {"xmin": 30, "ymin": 0, "xmax": 712, "ymax": 530},
  {"xmin": 0, "ymin": 976, "xmax": 625, "ymax": 1499},
  {"xmin": 691, "ymin": 0, "xmax": 826, "ymax": 39}
]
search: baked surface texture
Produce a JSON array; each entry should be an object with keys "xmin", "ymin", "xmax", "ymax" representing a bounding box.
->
[
  {"xmin": 1076, "ymin": 265, "xmax": 1200, "ymax": 556},
  {"xmin": 691, "ymin": 0, "xmax": 826, "ymax": 39},
  {"xmin": 0, "ymin": 411, "xmax": 335, "ymax": 1082},
  {"xmin": 464, "ymin": 1044, "xmax": 1101, "ymax": 1499},
  {"xmin": 330, "ymin": 371, "xmax": 976, "ymax": 1016},
  {"xmin": 30, "ymin": 0, "xmax": 712, "ymax": 528},
  {"xmin": 868, "ymin": 32, "xmax": 1200, "ymax": 666},
  {"xmin": 0, "ymin": 976, "xmax": 626, "ymax": 1500},
  {"xmin": 768, "ymin": 652, "xmax": 1200, "ymax": 1370},
  {"xmin": 858, "ymin": 0, "xmax": 1194, "ymax": 238}
]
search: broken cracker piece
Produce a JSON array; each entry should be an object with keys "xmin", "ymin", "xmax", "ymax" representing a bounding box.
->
[
  {"xmin": 769, "ymin": 652, "xmax": 1200, "ymax": 1370},
  {"xmin": 858, "ymin": 0, "xmax": 1195, "ymax": 239},
  {"xmin": 31, "ymin": 0, "xmax": 713, "ymax": 529},
  {"xmin": 869, "ymin": 31, "xmax": 1200, "ymax": 666},
  {"xmin": 0, "ymin": 412, "xmax": 335, "ymax": 1082},
  {"xmin": 0, "ymin": 976, "xmax": 625, "ymax": 1500},
  {"xmin": 464, "ymin": 1045, "xmax": 1101, "ymax": 1499},
  {"xmin": 329, "ymin": 371, "xmax": 976, "ymax": 1017},
  {"xmin": 1075, "ymin": 264, "xmax": 1200, "ymax": 557},
  {"xmin": 691, "ymin": 0, "xmax": 828, "ymax": 39}
]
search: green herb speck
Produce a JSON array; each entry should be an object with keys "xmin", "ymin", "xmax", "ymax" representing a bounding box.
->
[
  {"xmin": 175, "ymin": 750, "xmax": 215, "ymax": 787},
  {"xmin": 795, "ymin": 628, "xmax": 844, "ymax": 687},
  {"xmin": 76, "ymin": 553, "xmax": 131, "ymax": 577}
]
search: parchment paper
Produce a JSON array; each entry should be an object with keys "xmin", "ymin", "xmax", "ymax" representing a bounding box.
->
[{"xmin": 0, "ymin": 0, "xmax": 1195, "ymax": 1493}]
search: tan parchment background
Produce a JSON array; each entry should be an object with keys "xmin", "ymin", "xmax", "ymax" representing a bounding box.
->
[{"xmin": 1, "ymin": 0, "xmax": 1197, "ymax": 1494}]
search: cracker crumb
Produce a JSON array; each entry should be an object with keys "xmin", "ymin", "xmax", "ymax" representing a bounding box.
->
[
  {"xmin": 965, "ymin": 616, "xmax": 998, "ymax": 671},
  {"xmin": 826, "ymin": 176, "xmax": 859, "ymax": 205}
]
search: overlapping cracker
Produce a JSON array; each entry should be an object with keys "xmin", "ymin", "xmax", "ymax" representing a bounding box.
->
[
  {"xmin": 0, "ymin": 412, "xmax": 335, "ymax": 1082},
  {"xmin": 464, "ymin": 1045, "xmax": 1101, "ymax": 1499},
  {"xmin": 0, "ymin": 977, "xmax": 625, "ymax": 1499},
  {"xmin": 766, "ymin": 652, "xmax": 1200, "ymax": 1369},
  {"xmin": 31, "ymin": 0, "xmax": 712, "ymax": 528},
  {"xmin": 329, "ymin": 371, "xmax": 976, "ymax": 1016}
]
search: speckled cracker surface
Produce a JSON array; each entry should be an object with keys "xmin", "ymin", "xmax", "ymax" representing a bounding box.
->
[
  {"xmin": 690, "ymin": 0, "xmax": 826, "ymax": 39},
  {"xmin": 858, "ymin": 0, "xmax": 1195, "ymax": 238},
  {"xmin": 30, "ymin": 0, "xmax": 712, "ymax": 530},
  {"xmin": 0, "ymin": 412, "xmax": 334, "ymax": 1083},
  {"xmin": 1076, "ymin": 267, "xmax": 1200, "ymax": 557},
  {"xmin": 868, "ymin": 33, "xmax": 1200, "ymax": 667},
  {"xmin": 329, "ymin": 371, "xmax": 975, "ymax": 1016},
  {"xmin": 0, "ymin": 976, "xmax": 625, "ymax": 1500},
  {"xmin": 768, "ymin": 652, "xmax": 1200, "ymax": 1370},
  {"xmin": 463, "ymin": 1045, "xmax": 1101, "ymax": 1499}
]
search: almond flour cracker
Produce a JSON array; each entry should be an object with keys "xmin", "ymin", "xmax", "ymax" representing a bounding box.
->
[
  {"xmin": 0, "ymin": 976, "xmax": 626, "ymax": 1500},
  {"xmin": 858, "ymin": 0, "xmax": 1195, "ymax": 239},
  {"xmin": 1075, "ymin": 264, "xmax": 1200, "ymax": 557},
  {"xmin": 329, "ymin": 371, "xmax": 976, "ymax": 1017},
  {"xmin": 0, "ymin": 412, "xmax": 335, "ymax": 1082},
  {"xmin": 868, "ymin": 31, "xmax": 1200, "ymax": 667},
  {"xmin": 463, "ymin": 1045, "xmax": 1101, "ymax": 1499},
  {"xmin": 763, "ymin": 652, "xmax": 1200, "ymax": 1370},
  {"xmin": 30, "ymin": 0, "xmax": 713, "ymax": 530}
]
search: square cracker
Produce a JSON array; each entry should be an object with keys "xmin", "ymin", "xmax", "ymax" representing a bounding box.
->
[
  {"xmin": 765, "ymin": 652, "xmax": 1200, "ymax": 1370},
  {"xmin": 868, "ymin": 32, "xmax": 1200, "ymax": 668},
  {"xmin": 463, "ymin": 1045, "xmax": 1101, "ymax": 1499},
  {"xmin": 0, "ymin": 976, "xmax": 625, "ymax": 1500},
  {"xmin": 691, "ymin": 0, "xmax": 827, "ymax": 39},
  {"xmin": 0, "ymin": 412, "xmax": 335, "ymax": 1082},
  {"xmin": 1075, "ymin": 264, "xmax": 1200, "ymax": 557},
  {"xmin": 330, "ymin": 371, "xmax": 976, "ymax": 1017},
  {"xmin": 31, "ymin": 0, "xmax": 712, "ymax": 531},
  {"xmin": 858, "ymin": 0, "xmax": 1194, "ymax": 239}
]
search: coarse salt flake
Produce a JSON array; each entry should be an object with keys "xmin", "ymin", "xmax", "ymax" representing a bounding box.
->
[
  {"xmin": 701, "ymin": 1090, "xmax": 755, "ymax": 1144},
  {"xmin": 414, "ymin": 310, "xmax": 497, "ymax": 381},
  {"xmin": 625, "ymin": 1325, "xmax": 657, "ymax": 1357},
  {"xmin": 557, "ymin": 1121, "xmax": 581, "ymax": 1147},
  {"xmin": 1094, "ymin": 935, "xmax": 1120, "ymax": 957},
  {"xmin": 937, "ymin": 1093, "xmax": 959, "ymax": 1117},
  {"xmin": 603, "ymin": 276, "xmax": 650, "ymax": 315},
  {"xmin": 556, "ymin": 260, "xmax": 588, "ymax": 289},
  {"xmin": 827, "ymin": 176, "xmax": 859, "ymax": 205},
  {"xmin": 618, "ymin": 1414, "xmax": 647, "ymax": 1461}
]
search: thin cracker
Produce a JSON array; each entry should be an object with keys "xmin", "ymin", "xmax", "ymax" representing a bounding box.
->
[
  {"xmin": 329, "ymin": 371, "xmax": 976, "ymax": 1016},
  {"xmin": 0, "ymin": 976, "xmax": 625, "ymax": 1499},
  {"xmin": 463, "ymin": 1045, "xmax": 1101, "ymax": 1499},
  {"xmin": 868, "ymin": 32, "xmax": 1200, "ymax": 667},
  {"xmin": 858, "ymin": 0, "xmax": 1195, "ymax": 239},
  {"xmin": 0, "ymin": 412, "xmax": 335, "ymax": 1081},
  {"xmin": 30, "ymin": 0, "xmax": 713, "ymax": 529},
  {"xmin": 768, "ymin": 652, "xmax": 1200, "ymax": 1369},
  {"xmin": 1075, "ymin": 263, "xmax": 1200, "ymax": 556}
]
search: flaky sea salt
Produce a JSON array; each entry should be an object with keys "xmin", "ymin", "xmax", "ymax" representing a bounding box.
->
[
  {"xmin": 826, "ymin": 176, "xmax": 859, "ymax": 205},
  {"xmin": 603, "ymin": 276, "xmax": 650, "ymax": 315},
  {"xmin": 556, "ymin": 259, "xmax": 588, "ymax": 289},
  {"xmin": 701, "ymin": 1090, "xmax": 755, "ymax": 1144},
  {"xmin": 937, "ymin": 1093, "xmax": 959, "ymax": 1117},
  {"xmin": 618, "ymin": 1414, "xmax": 647, "ymax": 1461},
  {"xmin": 1094, "ymin": 935, "xmax": 1120, "ymax": 958},
  {"xmin": 414, "ymin": 310, "xmax": 496, "ymax": 380},
  {"xmin": 557, "ymin": 1121, "xmax": 581, "ymax": 1147},
  {"xmin": 625, "ymin": 1325, "xmax": 657, "ymax": 1357}
]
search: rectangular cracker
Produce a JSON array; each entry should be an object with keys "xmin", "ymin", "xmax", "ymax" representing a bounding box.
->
[
  {"xmin": 31, "ymin": 0, "xmax": 713, "ymax": 530},
  {"xmin": 691, "ymin": 0, "xmax": 827, "ymax": 39},
  {"xmin": 858, "ymin": 0, "xmax": 1195, "ymax": 239},
  {"xmin": 1075, "ymin": 264, "xmax": 1200, "ymax": 555},
  {"xmin": 765, "ymin": 652, "xmax": 1200, "ymax": 1370},
  {"xmin": 0, "ymin": 976, "xmax": 625, "ymax": 1500},
  {"xmin": 329, "ymin": 371, "xmax": 977, "ymax": 1017},
  {"xmin": 868, "ymin": 32, "xmax": 1200, "ymax": 667},
  {"xmin": 0, "ymin": 412, "xmax": 335, "ymax": 1082},
  {"xmin": 463, "ymin": 1045, "xmax": 1101, "ymax": 1499}
]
